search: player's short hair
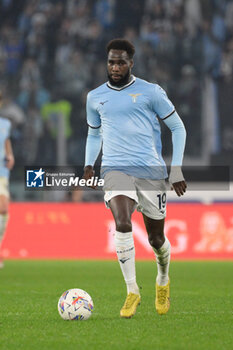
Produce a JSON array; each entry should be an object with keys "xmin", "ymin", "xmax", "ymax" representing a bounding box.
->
[{"xmin": 106, "ymin": 39, "xmax": 135, "ymax": 59}]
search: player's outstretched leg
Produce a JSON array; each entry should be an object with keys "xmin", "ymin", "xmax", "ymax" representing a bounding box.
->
[
  {"xmin": 143, "ymin": 215, "xmax": 170, "ymax": 315},
  {"xmin": 153, "ymin": 237, "xmax": 171, "ymax": 315}
]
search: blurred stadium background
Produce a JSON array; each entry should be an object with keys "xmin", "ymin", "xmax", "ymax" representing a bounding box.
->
[{"xmin": 0, "ymin": 0, "xmax": 232, "ymax": 260}]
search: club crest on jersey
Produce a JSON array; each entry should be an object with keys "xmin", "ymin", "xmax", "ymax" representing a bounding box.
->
[{"xmin": 129, "ymin": 93, "xmax": 142, "ymax": 103}]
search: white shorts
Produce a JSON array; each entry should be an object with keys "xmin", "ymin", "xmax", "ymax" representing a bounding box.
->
[
  {"xmin": 0, "ymin": 177, "xmax": 9, "ymax": 198},
  {"xmin": 103, "ymin": 171, "xmax": 167, "ymax": 220}
]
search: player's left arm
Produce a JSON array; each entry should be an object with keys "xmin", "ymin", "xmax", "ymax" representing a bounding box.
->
[
  {"xmin": 5, "ymin": 138, "xmax": 14, "ymax": 170},
  {"xmin": 153, "ymin": 85, "xmax": 187, "ymax": 196},
  {"xmin": 163, "ymin": 112, "xmax": 187, "ymax": 196}
]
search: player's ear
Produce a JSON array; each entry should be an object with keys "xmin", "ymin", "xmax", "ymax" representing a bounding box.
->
[{"xmin": 130, "ymin": 60, "xmax": 134, "ymax": 69}]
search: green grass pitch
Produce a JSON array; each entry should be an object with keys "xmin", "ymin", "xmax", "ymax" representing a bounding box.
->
[{"xmin": 0, "ymin": 260, "xmax": 232, "ymax": 350}]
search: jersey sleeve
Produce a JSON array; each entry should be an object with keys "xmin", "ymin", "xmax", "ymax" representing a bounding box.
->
[
  {"xmin": 6, "ymin": 119, "xmax": 11, "ymax": 138},
  {"xmin": 86, "ymin": 92, "xmax": 101, "ymax": 128},
  {"xmin": 152, "ymin": 84, "xmax": 175, "ymax": 120}
]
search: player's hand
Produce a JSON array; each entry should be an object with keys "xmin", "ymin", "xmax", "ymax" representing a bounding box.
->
[
  {"xmin": 171, "ymin": 180, "xmax": 187, "ymax": 197},
  {"xmin": 83, "ymin": 165, "xmax": 96, "ymax": 189},
  {"xmin": 5, "ymin": 154, "xmax": 14, "ymax": 170},
  {"xmin": 169, "ymin": 166, "xmax": 186, "ymax": 196}
]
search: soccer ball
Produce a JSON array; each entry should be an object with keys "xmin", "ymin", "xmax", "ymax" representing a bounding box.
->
[{"xmin": 58, "ymin": 288, "xmax": 94, "ymax": 320}]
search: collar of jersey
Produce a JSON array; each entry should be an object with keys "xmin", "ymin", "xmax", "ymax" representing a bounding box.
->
[{"xmin": 106, "ymin": 75, "xmax": 136, "ymax": 91}]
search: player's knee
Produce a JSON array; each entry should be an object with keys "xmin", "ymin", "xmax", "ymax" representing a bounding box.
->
[
  {"xmin": 148, "ymin": 232, "xmax": 165, "ymax": 250},
  {"xmin": 115, "ymin": 217, "xmax": 132, "ymax": 233},
  {"xmin": 0, "ymin": 205, "xmax": 8, "ymax": 215},
  {"xmin": 0, "ymin": 197, "xmax": 9, "ymax": 214}
]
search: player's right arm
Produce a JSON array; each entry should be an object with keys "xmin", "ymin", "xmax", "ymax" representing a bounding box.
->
[
  {"xmin": 83, "ymin": 92, "xmax": 102, "ymax": 182},
  {"xmin": 4, "ymin": 120, "xmax": 14, "ymax": 170},
  {"xmin": 5, "ymin": 138, "xmax": 14, "ymax": 170}
]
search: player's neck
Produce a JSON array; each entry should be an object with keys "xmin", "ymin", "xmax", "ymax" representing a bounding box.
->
[{"xmin": 107, "ymin": 75, "xmax": 136, "ymax": 91}]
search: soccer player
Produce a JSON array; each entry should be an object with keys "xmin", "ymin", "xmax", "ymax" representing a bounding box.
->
[
  {"xmin": 0, "ymin": 92, "xmax": 14, "ymax": 268},
  {"xmin": 83, "ymin": 39, "xmax": 186, "ymax": 318}
]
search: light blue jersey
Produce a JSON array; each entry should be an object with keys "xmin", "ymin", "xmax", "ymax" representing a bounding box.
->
[
  {"xmin": 0, "ymin": 117, "xmax": 11, "ymax": 178},
  {"xmin": 86, "ymin": 76, "xmax": 175, "ymax": 179}
]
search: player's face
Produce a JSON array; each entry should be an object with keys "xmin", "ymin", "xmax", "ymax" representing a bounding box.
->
[{"xmin": 107, "ymin": 50, "xmax": 133, "ymax": 86}]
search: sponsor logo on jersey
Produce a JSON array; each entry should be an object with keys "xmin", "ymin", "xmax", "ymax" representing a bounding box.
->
[{"xmin": 99, "ymin": 100, "xmax": 108, "ymax": 105}]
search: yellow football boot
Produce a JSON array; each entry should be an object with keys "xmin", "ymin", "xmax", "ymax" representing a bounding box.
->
[
  {"xmin": 120, "ymin": 293, "xmax": 141, "ymax": 318},
  {"xmin": 155, "ymin": 280, "xmax": 170, "ymax": 315}
]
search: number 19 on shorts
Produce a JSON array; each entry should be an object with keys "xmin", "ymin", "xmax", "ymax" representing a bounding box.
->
[{"xmin": 157, "ymin": 193, "xmax": 166, "ymax": 210}]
